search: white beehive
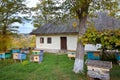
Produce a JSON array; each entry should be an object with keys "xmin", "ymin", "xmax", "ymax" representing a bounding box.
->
[
  {"xmin": 86, "ymin": 60, "xmax": 112, "ymax": 80},
  {"xmin": 13, "ymin": 53, "xmax": 19, "ymax": 59}
]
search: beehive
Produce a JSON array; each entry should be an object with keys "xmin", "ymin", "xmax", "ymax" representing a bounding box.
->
[
  {"xmin": 40, "ymin": 50, "xmax": 44, "ymax": 55},
  {"xmin": 21, "ymin": 49, "xmax": 29, "ymax": 54},
  {"xmin": 67, "ymin": 52, "xmax": 76, "ymax": 59},
  {"xmin": 18, "ymin": 53, "xmax": 26, "ymax": 60},
  {"xmin": 33, "ymin": 55, "xmax": 40, "ymax": 62},
  {"xmin": 32, "ymin": 50, "xmax": 40, "ymax": 55},
  {"xmin": 13, "ymin": 53, "xmax": 19, "ymax": 59},
  {"xmin": 116, "ymin": 52, "xmax": 120, "ymax": 65},
  {"xmin": 87, "ymin": 51, "xmax": 100, "ymax": 60},
  {"xmin": 0, "ymin": 53, "xmax": 3, "ymax": 59},
  {"xmin": 1, "ymin": 52, "xmax": 12, "ymax": 59},
  {"xmin": 30, "ymin": 54, "xmax": 43, "ymax": 63},
  {"xmin": 32, "ymin": 50, "xmax": 44, "ymax": 55},
  {"xmin": 10, "ymin": 49, "xmax": 20, "ymax": 54},
  {"xmin": 86, "ymin": 60, "xmax": 112, "ymax": 80}
]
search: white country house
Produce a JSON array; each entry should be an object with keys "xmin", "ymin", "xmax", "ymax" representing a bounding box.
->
[
  {"xmin": 30, "ymin": 13, "xmax": 120, "ymax": 53},
  {"xmin": 30, "ymin": 19, "xmax": 78, "ymax": 53},
  {"xmin": 30, "ymin": 19, "xmax": 100, "ymax": 53}
]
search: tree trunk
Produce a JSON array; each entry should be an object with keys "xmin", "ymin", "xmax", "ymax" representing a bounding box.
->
[
  {"xmin": 73, "ymin": 40, "xmax": 85, "ymax": 73},
  {"xmin": 73, "ymin": 16, "xmax": 87, "ymax": 73}
]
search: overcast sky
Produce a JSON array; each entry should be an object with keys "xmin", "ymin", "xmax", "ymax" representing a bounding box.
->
[{"xmin": 18, "ymin": 0, "xmax": 39, "ymax": 33}]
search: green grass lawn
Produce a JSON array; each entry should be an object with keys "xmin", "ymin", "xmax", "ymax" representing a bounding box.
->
[{"xmin": 0, "ymin": 53, "xmax": 120, "ymax": 80}]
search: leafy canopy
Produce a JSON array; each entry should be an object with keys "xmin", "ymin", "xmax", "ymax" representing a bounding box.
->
[
  {"xmin": 0, "ymin": 0, "xmax": 30, "ymax": 51},
  {"xmin": 32, "ymin": 0, "xmax": 120, "ymax": 28},
  {"xmin": 81, "ymin": 27, "xmax": 120, "ymax": 50},
  {"xmin": 62, "ymin": 0, "xmax": 120, "ymax": 19},
  {"xmin": 0, "ymin": 0, "xmax": 30, "ymax": 34}
]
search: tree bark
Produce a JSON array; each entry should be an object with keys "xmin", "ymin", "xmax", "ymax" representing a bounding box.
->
[
  {"xmin": 73, "ymin": 41, "xmax": 85, "ymax": 73},
  {"xmin": 73, "ymin": 15, "xmax": 87, "ymax": 73}
]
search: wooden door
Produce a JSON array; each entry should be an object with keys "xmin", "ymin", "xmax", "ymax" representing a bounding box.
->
[{"xmin": 60, "ymin": 37, "xmax": 67, "ymax": 50}]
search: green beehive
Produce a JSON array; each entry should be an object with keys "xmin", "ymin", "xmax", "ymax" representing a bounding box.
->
[
  {"xmin": 2, "ymin": 52, "xmax": 12, "ymax": 59},
  {"xmin": 32, "ymin": 50, "xmax": 40, "ymax": 55}
]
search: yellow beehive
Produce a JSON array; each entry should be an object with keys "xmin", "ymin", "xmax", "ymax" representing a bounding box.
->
[
  {"xmin": 13, "ymin": 53, "xmax": 19, "ymax": 59},
  {"xmin": 68, "ymin": 54, "xmax": 75, "ymax": 58},
  {"xmin": 67, "ymin": 52, "xmax": 76, "ymax": 59}
]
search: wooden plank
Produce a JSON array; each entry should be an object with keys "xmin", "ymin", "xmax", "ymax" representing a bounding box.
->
[
  {"xmin": 86, "ymin": 60, "xmax": 112, "ymax": 69},
  {"xmin": 87, "ymin": 70, "xmax": 110, "ymax": 80}
]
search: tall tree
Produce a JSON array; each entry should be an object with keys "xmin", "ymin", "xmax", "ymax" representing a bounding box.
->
[
  {"xmin": 32, "ymin": 0, "xmax": 63, "ymax": 28},
  {"xmin": 0, "ymin": 0, "xmax": 29, "ymax": 51}
]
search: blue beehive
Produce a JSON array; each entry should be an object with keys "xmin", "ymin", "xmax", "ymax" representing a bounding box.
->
[
  {"xmin": 18, "ymin": 53, "xmax": 26, "ymax": 60},
  {"xmin": 116, "ymin": 52, "xmax": 120, "ymax": 61},
  {"xmin": 21, "ymin": 49, "xmax": 29, "ymax": 54},
  {"xmin": 39, "ymin": 55, "xmax": 43, "ymax": 62},
  {"xmin": 0, "ymin": 54, "xmax": 2, "ymax": 58},
  {"xmin": 87, "ymin": 52, "xmax": 94, "ymax": 59},
  {"xmin": 1, "ymin": 52, "xmax": 12, "ymax": 59},
  {"xmin": 11, "ymin": 49, "xmax": 20, "ymax": 53},
  {"xmin": 116, "ymin": 52, "xmax": 120, "ymax": 65},
  {"xmin": 39, "ymin": 50, "xmax": 44, "ymax": 62},
  {"xmin": 87, "ymin": 51, "xmax": 100, "ymax": 60},
  {"xmin": 40, "ymin": 50, "xmax": 44, "ymax": 55}
]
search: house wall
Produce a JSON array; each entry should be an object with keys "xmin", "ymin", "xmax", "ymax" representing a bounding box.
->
[
  {"xmin": 36, "ymin": 35, "xmax": 101, "ymax": 53},
  {"xmin": 36, "ymin": 35, "xmax": 77, "ymax": 53},
  {"xmin": 36, "ymin": 35, "xmax": 60, "ymax": 50},
  {"xmin": 67, "ymin": 35, "xmax": 77, "ymax": 51}
]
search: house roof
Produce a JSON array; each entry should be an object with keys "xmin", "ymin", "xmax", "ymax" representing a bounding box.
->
[
  {"xmin": 91, "ymin": 12, "xmax": 120, "ymax": 31},
  {"xmin": 30, "ymin": 19, "xmax": 79, "ymax": 35},
  {"xmin": 30, "ymin": 13, "xmax": 120, "ymax": 35}
]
